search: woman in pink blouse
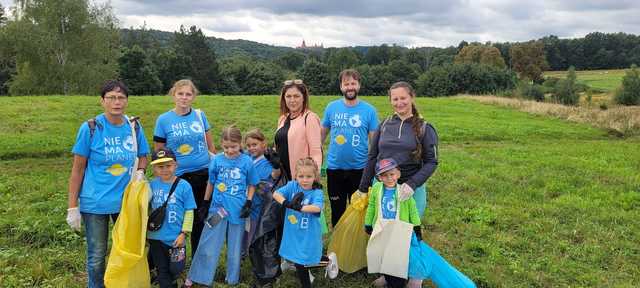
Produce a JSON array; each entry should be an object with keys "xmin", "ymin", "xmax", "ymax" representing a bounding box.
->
[{"xmin": 274, "ymin": 79, "xmax": 323, "ymax": 181}]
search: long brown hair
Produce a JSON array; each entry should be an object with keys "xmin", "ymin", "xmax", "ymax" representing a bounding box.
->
[
  {"xmin": 279, "ymin": 81, "xmax": 310, "ymax": 116},
  {"xmin": 389, "ymin": 81, "xmax": 424, "ymax": 160}
]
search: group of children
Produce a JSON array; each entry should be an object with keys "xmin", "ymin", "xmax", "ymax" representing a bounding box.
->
[
  {"xmin": 146, "ymin": 126, "xmax": 474, "ymax": 288},
  {"xmin": 146, "ymin": 126, "xmax": 330, "ymax": 288}
]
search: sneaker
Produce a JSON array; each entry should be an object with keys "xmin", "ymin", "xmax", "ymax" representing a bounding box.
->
[{"xmin": 325, "ymin": 252, "xmax": 339, "ymax": 279}]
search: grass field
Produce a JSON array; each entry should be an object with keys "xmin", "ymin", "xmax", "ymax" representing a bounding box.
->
[
  {"xmin": 544, "ymin": 69, "xmax": 627, "ymax": 92},
  {"xmin": 1, "ymin": 95, "xmax": 639, "ymax": 287}
]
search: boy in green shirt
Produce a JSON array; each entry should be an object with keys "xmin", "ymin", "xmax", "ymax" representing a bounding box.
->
[{"xmin": 364, "ymin": 158, "xmax": 422, "ymax": 287}]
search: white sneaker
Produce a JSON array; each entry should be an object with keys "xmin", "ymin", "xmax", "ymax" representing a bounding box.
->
[{"xmin": 325, "ymin": 252, "xmax": 339, "ymax": 279}]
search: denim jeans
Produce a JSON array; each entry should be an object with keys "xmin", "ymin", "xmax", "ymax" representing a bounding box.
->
[
  {"xmin": 81, "ymin": 212, "xmax": 118, "ymax": 288},
  {"xmin": 188, "ymin": 218, "xmax": 244, "ymax": 285}
]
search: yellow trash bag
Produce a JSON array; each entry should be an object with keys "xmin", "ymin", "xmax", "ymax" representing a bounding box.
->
[
  {"xmin": 328, "ymin": 191, "xmax": 369, "ymax": 273},
  {"xmin": 104, "ymin": 178, "xmax": 151, "ymax": 288}
]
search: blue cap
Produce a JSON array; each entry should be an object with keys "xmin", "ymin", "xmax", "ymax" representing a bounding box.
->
[{"xmin": 375, "ymin": 158, "xmax": 399, "ymax": 175}]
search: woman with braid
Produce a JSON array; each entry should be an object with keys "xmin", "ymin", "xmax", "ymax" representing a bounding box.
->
[{"xmin": 357, "ymin": 81, "xmax": 439, "ymax": 288}]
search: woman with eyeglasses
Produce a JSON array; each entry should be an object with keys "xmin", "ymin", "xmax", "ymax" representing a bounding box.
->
[{"xmin": 66, "ymin": 80, "xmax": 150, "ymax": 288}]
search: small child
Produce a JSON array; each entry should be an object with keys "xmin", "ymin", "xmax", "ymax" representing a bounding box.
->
[
  {"xmin": 186, "ymin": 126, "xmax": 259, "ymax": 286},
  {"xmin": 243, "ymin": 129, "xmax": 276, "ymax": 250},
  {"xmin": 273, "ymin": 157, "xmax": 324, "ymax": 288},
  {"xmin": 244, "ymin": 129, "xmax": 285, "ymax": 288},
  {"xmin": 365, "ymin": 158, "xmax": 476, "ymax": 288},
  {"xmin": 364, "ymin": 158, "xmax": 421, "ymax": 288},
  {"xmin": 147, "ymin": 148, "xmax": 196, "ymax": 288}
]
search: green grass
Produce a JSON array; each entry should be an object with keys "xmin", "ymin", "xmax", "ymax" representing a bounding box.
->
[
  {"xmin": 1, "ymin": 95, "xmax": 639, "ymax": 287},
  {"xmin": 544, "ymin": 69, "xmax": 627, "ymax": 92}
]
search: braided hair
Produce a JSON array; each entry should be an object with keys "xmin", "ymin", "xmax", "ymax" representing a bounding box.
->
[{"xmin": 389, "ymin": 81, "xmax": 425, "ymax": 160}]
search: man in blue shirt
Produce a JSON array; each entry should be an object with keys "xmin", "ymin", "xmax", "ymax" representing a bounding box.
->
[{"xmin": 321, "ymin": 69, "xmax": 379, "ymax": 227}]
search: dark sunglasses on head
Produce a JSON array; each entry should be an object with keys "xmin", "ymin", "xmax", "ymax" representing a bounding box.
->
[{"xmin": 283, "ymin": 79, "xmax": 304, "ymax": 85}]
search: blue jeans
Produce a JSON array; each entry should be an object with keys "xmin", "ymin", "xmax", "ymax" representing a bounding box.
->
[
  {"xmin": 81, "ymin": 212, "xmax": 118, "ymax": 288},
  {"xmin": 188, "ymin": 218, "xmax": 244, "ymax": 285}
]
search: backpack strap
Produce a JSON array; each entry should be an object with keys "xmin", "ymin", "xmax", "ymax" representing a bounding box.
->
[
  {"xmin": 127, "ymin": 115, "xmax": 140, "ymax": 179},
  {"xmin": 87, "ymin": 118, "xmax": 103, "ymax": 139},
  {"xmin": 161, "ymin": 178, "xmax": 181, "ymax": 208}
]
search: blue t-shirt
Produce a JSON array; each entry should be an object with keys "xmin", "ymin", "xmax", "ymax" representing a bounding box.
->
[
  {"xmin": 208, "ymin": 153, "xmax": 259, "ymax": 225},
  {"xmin": 322, "ymin": 99, "xmax": 379, "ymax": 169},
  {"xmin": 381, "ymin": 186, "xmax": 397, "ymax": 219},
  {"xmin": 277, "ymin": 181, "xmax": 324, "ymax": 265},
  {"xmin": 154, "ymin": 109, "xmax": 211, "ymax": 176},
  {"xmin": 251, "ymin": 155, "xmax": 273, "ymax": 220},
  {"xmin": 71, "ymin": 114, "xmax": 150, "ymax": 214},
  {"xmin": 147, "ymin": 178, "xmax": 197, "ymax": 246}
]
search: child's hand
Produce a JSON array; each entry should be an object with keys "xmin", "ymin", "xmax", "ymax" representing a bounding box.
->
[
  {"xmin": 283, "ymin": 192, "xmax": 304, "ymax": 211},
  {"xmin": 173, "ymin": 232, "xmax": 186, "ymax": 248},
  {"xmin": 240, "ymin": 199, "xmax": 252, "ymax": 218}
]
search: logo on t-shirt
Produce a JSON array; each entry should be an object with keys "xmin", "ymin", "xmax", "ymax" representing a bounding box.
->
[
  {"xmin": 335, "ymin": 134, "xmax": 346, "ymax": 145},
  {"xmin": 106, "ymin": 163, "xmax": 127, "ymax": 176},
  {"xmin": 349, "ymin": 114, "xmax": 362, "ymax": 128},
  {"xmin": 122, "ymin": 136, "xmax": 135, "ymax": 152},
  {"xmin": 190, "ymin": 121, "xmax": 203, "ymax": 133},
  {"xmin": 177, "ymin": 144, "xmax": 193, "ymax": 155}
]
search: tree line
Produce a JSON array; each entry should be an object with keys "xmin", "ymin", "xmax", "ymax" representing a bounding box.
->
[{"xmin": 1, "ymin": 1, "xmax": 640, "ymax": 98}]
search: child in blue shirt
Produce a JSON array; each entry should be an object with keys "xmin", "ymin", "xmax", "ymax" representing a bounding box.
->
[
  {"xmin": 243, "ymin": 129, "xmax": 277, "ymax": 249},
  {"xmin": 273, "ymin": 157, "xmax": 324, "ymax": 288},
  {"xmin": 147, "ymin": 148, "xmax": 196, "ymax": 288},
  {"xmin": 186, "ymin": 126, "xmax": 259, "ymax": 287}
]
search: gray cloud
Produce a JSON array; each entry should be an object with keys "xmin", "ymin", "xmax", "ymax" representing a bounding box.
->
[{"xmin": 5, "ymin": 0, "xmax": 640, "ymax": 48}]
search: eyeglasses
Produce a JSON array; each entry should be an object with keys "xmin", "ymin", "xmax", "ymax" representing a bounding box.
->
[
  {"xmin": 283, "ymin": 79, "xmax": 304, "ymax": 85},
  {"xmin": 104, "ymin": 95, "xmax": 128, "ymax": 102}
]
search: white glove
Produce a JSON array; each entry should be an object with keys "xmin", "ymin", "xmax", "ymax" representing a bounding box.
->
[
  {"xmin": 134, "ymin": 169, "xmax": 146, "ymax": 182},
  {"xmin": 398, "ymin": 183, "xmax": 415, "ymax": 201},
  {"xmin": 66, "ymin": 207, "xmax": 82, "ymax": 231}
]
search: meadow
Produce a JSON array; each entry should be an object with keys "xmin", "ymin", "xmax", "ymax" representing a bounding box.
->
[
  {"xmin": 544, "ymin": 69, "xmax": 627, "ymax": 92},
  {"xmin": 0, "ymin": 95, "xmax": 639, "ymax": 287}
]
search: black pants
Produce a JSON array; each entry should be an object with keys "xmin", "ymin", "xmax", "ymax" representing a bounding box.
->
[
  {"xmin": 294, "ymin": 263, "xmax": 312, "ymax": 288},
  {"xmin": 149, "ymin": 240, "xmax": 185, "ymax": 288},
  {"xmin": 179, "ymin": 169, "xmax": 209, "ymax": 256},
  {"xmin": 326, "ymin": 169, "xmax": 363, "ymax": 227},
  {"xmin": 384, "ymin": 274, "xmax": 407, "ymax": 288}
]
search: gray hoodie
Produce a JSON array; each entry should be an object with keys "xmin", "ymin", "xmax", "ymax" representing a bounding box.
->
[{"xmin": 359, "ymin": 114, "xmax": 438, "ymax": 191}]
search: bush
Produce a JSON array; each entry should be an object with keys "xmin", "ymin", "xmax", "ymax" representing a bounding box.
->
[
  {"xmin": 542, "ymin": 77, "xmax": 560, "ymax": 88},
  {"xmin": 517, "ymin": 82, "xmax": 545, "ymax": 101},
  {"xmin": 614, "ymin": 64, "xmax": 640, "ymax": 106},
  {"xmin": 415, "ymin": 63, "xmax": 517, "ymax": 97},
  {"xmin": 553, "ymin": 66, "xmax": 579, "ymax": 106}
]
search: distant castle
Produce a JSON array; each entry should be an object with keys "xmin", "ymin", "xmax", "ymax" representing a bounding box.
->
[{"xmin": 296, "ymin": 40, "xmax": 323, "ymax": 50}]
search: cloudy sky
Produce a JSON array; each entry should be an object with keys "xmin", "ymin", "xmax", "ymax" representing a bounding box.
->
[{"xmin": 2, "ymin": 0, "xmax": 640, "ymax": 48}]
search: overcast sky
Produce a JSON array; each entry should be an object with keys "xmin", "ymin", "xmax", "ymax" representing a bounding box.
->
[{"xmin": 2, "ymin": 0, "xmax": 640, "ymax": 48}]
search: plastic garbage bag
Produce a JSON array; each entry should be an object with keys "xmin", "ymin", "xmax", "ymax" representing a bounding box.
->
[
  {"xmin": 327, "ymin": 191, "xmax": 369, "ymax": 273},
  {"xmin": 408, "ymin": 233, "xmax": 476, "ymax": 288},
  {"xmin": 104, "ymin": 178, "xmax": 151, "ymax": 288},
  {"xmin": 249, "ymin": 176, "xmax": 286, "ymax": 282}
]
